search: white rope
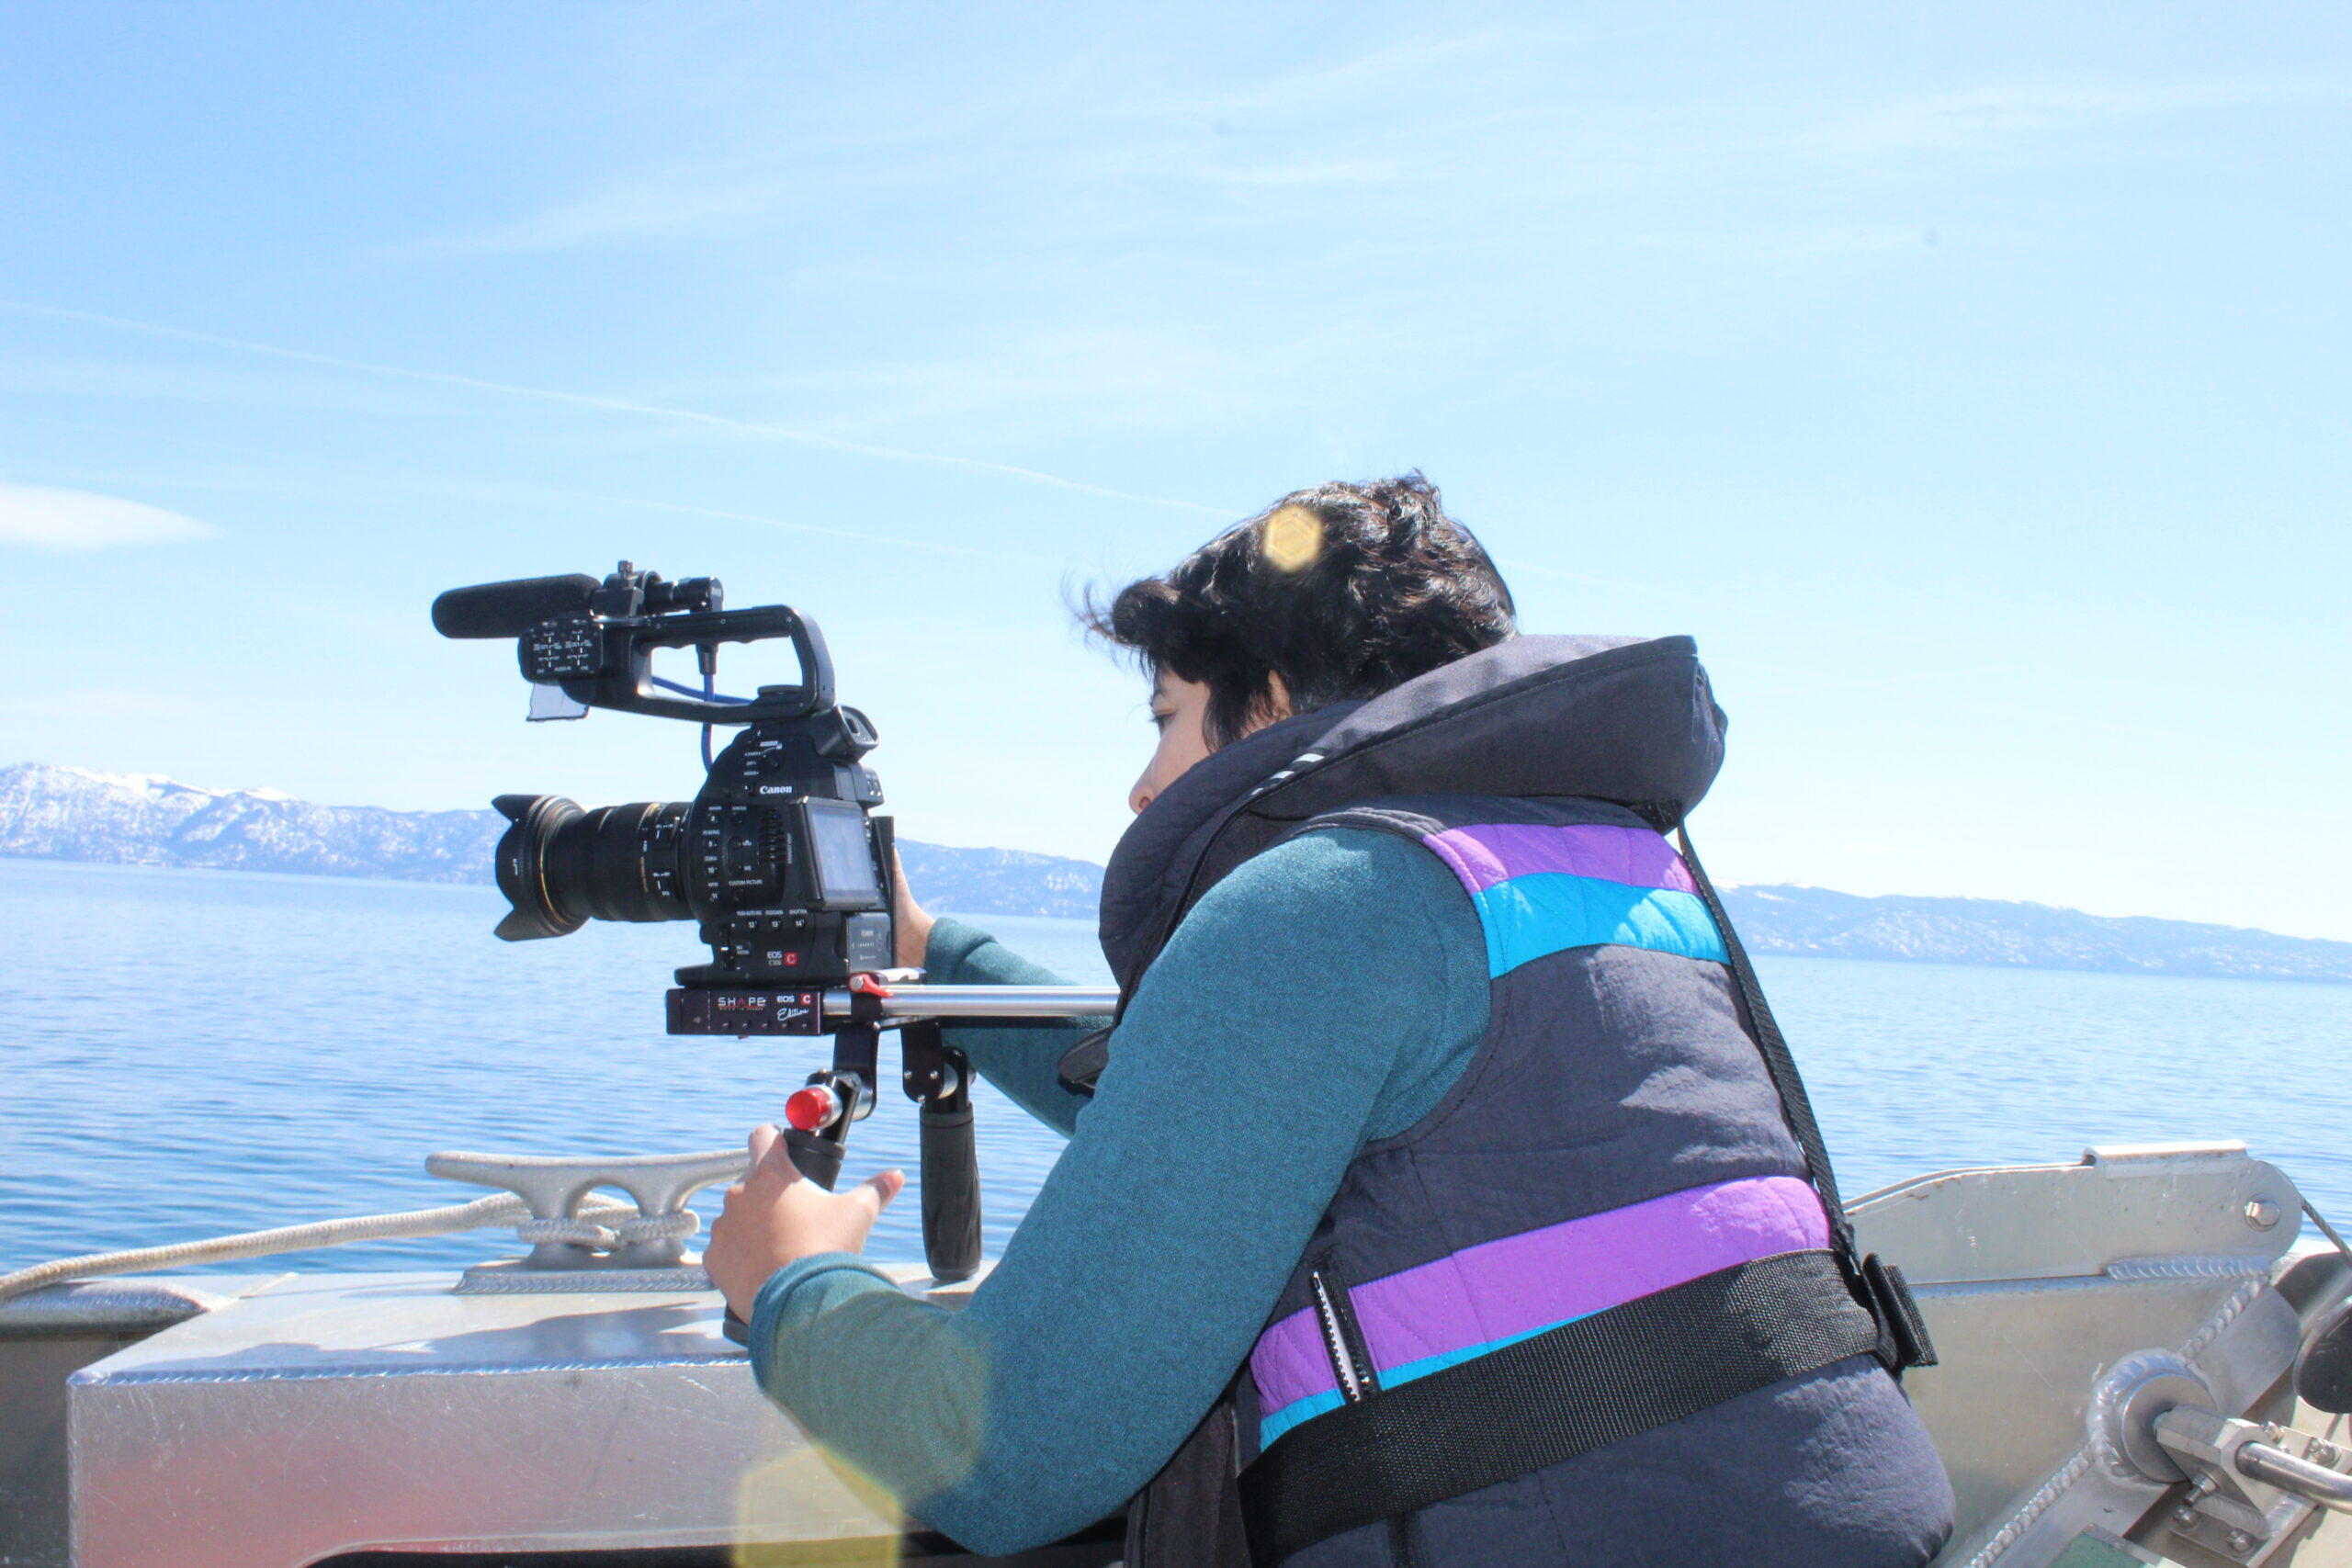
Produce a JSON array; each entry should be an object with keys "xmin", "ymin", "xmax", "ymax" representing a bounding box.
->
[{"xmin": 0, "ymin": 1192, "xmax": 639, "ymax": 1305}]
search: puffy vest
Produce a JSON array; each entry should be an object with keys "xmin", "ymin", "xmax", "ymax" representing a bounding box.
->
[{"xmin": 1085, "ymin": 637, "xmax": 1950, "ymax": 1567}]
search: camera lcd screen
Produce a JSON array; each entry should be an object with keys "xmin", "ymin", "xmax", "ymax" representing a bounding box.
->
[{"xmin": 801, "ymin": 798, "xmax": 881, "ymax": 909}]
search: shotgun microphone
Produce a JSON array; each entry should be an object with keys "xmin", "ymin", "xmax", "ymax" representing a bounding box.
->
[{"xmin": 431, "ymin": 574, "xmax": 601, "ymax": 639}]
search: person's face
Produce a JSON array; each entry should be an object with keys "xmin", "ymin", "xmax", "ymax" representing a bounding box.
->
[
  {"xmin": 1127, "ymin": 670, "xmax": 1293, "ymax": 816},
  {"xmin": 1129, "ymin": 671, "xmax": 1217, "ymax": 817}
]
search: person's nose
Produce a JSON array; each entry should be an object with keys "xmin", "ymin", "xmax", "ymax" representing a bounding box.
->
[{"xmin": 1129, "ymin": 761, "xmax": 1155, "ymax": 817}]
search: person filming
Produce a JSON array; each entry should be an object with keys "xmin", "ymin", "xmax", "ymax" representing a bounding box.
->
[{"xmin": 705, "ymin": 473, "xmax": 1956, "ymax": 1566}]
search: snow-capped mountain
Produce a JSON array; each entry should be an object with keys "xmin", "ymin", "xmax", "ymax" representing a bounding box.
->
[
  {"xmin": 0, "ymin": 762, "xmax": 1106, "ymax": 918},
  {"xmin": 0, "ymin": 762, "xmax": 503, "ymax": 884}
]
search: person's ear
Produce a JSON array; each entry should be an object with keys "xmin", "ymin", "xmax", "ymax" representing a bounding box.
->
[{"xmin": 1262, "ymin": 672, "xmax": 1295, "ymax": 724}]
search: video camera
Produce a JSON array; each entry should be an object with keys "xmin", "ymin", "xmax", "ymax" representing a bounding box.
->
[
  {"xmin": 431, "ymin": 561, "xmax": 896, "ymax": 1007},
  {"xmin": 435, "ymin": 561, "xmax": 990, "ymax": 1285}
]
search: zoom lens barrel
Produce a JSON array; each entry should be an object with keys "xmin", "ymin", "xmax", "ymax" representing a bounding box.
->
[{"xmin": 490, "ymin": 794, "xmax": 691, "ymax": 942}]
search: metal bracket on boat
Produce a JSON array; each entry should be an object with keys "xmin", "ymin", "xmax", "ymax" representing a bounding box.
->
[
  {"xmin": 2085, "ymin": 1336, "xmax": 2352, "ymax": 1563},
  {"xmin": 426, "ymin": 1148, "xmax": 749, "ymax": 1294},
  {"xmin": 2153, "ymin": 1405, "xmax": 2352, "ymax": 1535}
]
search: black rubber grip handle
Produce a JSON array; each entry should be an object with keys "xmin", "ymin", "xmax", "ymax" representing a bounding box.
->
[
  {"xmin": 920, "ymin": 1100, "xmax": 983, "ymax": 1283},
  {"xmin": 783, "ymin": 1126, "xmax": 847, "ymax": 1190}
]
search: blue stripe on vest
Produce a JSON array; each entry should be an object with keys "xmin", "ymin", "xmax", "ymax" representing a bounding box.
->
[{"xmin": 1465, "ymin": 874, "xmax": 1727, "ymax": 976}]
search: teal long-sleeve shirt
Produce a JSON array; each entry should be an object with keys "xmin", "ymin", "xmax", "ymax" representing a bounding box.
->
[{"xmin": 748, "ymin": 828, "xmax": 1491, "ymax": 1554}]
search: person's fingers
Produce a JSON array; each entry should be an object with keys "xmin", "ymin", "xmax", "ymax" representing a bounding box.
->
[
  {"xmin": 746, "ymin": 1123, "xmax": 804, "ymax": 1190},
  {"xmin": 854, "ymin": 1169, "xmax": 907, "ymax": 1218}
]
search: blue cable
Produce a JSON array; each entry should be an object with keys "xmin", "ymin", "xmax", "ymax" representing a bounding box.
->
[
  {"xmin": 651, "ymin": 675, "xmax": 752, "ymax": 705},
  {"xmin": 650, "ymin": 672, "xmax": 749, "ymax": 771}
]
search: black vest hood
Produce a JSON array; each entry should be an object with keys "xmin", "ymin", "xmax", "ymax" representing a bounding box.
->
[{"xmin": 1096, "ymin": 634, "xmax": 1728, "ymax": 991}]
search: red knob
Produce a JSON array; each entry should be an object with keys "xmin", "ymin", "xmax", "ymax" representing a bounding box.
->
[{"xmin": 785, "ymin": 1085, "xmax": 841, "ymax": 1133}]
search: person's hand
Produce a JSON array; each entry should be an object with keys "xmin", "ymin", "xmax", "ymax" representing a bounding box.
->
[
  {"xmin": 891, "ymin": 847, "xmax": 934, "ymax": 968},
  {"xmin": 704, "ymin": 1124, "xmax": 905, "ymax": 1322}
]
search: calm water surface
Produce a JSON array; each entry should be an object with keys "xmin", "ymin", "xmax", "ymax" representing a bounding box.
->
[{"xmin": 2, "ymin": 856, "xmax": 2346, "ymax": 1276}]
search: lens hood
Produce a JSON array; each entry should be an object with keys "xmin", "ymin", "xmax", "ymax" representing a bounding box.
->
[
  {"xmin": 492, "ymin": 794, "xmax": 590, "ymax": 941},
  {"xmin": 490, "ymin": 794, "xmax": 694, "ymax": 942}
]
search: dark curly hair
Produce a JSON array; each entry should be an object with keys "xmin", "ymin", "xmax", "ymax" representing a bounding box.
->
[{"xmin": 1081, "ymin": 473, "xmax": 1518, "ymax": 748}]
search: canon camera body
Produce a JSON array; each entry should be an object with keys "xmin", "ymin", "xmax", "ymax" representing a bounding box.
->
[{"xmin": 433, "ymin": 562, "xmax": 896, "ymax": 1032}]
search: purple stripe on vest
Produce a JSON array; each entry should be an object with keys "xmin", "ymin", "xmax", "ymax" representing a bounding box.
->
[
  {"xmin": 1421, "ymin": 821, "xmax": 1699, "ymax": 898},
  {"xmin": 1250, "ymin": 1175, "xmax": 1827, "ymax": 1420}
]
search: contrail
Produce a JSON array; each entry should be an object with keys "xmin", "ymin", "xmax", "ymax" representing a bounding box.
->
[
  {"xmin": 0, "ymin": 298, "xmax": 1236, "ymax": 518},
  {"xmin": 1490, "ymin": 555, "xmax": 1642, "ymax": 591},
  {"xmin": 0, "ymin": 299, "xmax": 1669, "ymax": 592},
  {"xmin": 510, "ymin": 481, "xmax": 1077, "ymax": 570}
]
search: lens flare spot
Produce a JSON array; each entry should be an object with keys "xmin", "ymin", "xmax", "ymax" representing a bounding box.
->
[
  {"xmin": 735, "ymin": 1447, "xmax": 903, "ymax": 1564},
  {"xmin": 1262, "ymin": 505, "xmax": 1322, "ymax": 572}
]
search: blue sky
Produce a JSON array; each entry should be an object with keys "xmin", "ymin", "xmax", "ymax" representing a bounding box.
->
[{"xmin": 2, "ymin": 3, "xmax": 2346, "ymax": 940}]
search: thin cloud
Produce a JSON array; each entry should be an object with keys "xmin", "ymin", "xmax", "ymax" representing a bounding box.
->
[
  {"xmin": 0, "ymin": 481, "xmax": 215, "ymax": 550},
  {"xmin": 398, "ymin": 31, "xmax": 1499, "ymax": 256},
  {"xmin": 379, "ymin": 57, "xmax": 2318, "ymax": 335},
  {"xmin": 1831, "ymin": 77, "xmax": 2304, "ymax": 159},
  {"xmin": 405, "ymin": 164, "xmax": 800, "ymax": 256}
]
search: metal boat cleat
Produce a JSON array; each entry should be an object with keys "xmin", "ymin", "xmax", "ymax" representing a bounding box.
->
[{"xmin": 426, "ymin": 1148, "xmax": 749, "ymax": 1292}]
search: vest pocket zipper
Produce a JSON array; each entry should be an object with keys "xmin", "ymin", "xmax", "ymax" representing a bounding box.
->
[{"xmin": 1308, "ymin": 1256, "xmax": 1381, "ymax": 1403}]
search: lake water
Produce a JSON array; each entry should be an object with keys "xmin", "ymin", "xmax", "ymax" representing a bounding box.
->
[{"xmin": 3, "ymin": 855, "xmax": 2347, "ymax": 1278}]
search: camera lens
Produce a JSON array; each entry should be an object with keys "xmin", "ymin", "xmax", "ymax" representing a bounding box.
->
[{"xmin": 490, "ymin": 794, "xmax": 691, "ymax": 942}]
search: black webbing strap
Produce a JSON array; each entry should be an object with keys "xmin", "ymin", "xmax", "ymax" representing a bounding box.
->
[
  {"xmin": 1238, "ymin": 1249, "xmax": 1880, "ymax": 1565},
  {"xmin": 1671, "ymin": 826, "xmax": 1936, "ymax": 1378},
  {"xmin": 1672, "ymin": 826, "xmax": 1855, "ymax": 1252}
]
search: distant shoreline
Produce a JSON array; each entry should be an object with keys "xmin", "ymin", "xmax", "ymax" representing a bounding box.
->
[
  {"xmin": 12, "ymin": 849, "xmax": 2349, "ymax": 992},
  {"xmin": 6, "ymin": 762, "xmax": 2349, "ymax": 986}
]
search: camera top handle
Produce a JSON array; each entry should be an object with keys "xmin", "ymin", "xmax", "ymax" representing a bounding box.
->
[
  {"xmin": 582, "ymin": 604, "xmax": 837, "ymax": 725},
  {"xmin": 434, "ymin": 567, "xmax": 840, "ymax": 726}
]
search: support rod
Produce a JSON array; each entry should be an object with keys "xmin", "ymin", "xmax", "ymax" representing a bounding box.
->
[{"xmin": 820, "ymin": 985, "xmax": 1117, "ymax": 1021}]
